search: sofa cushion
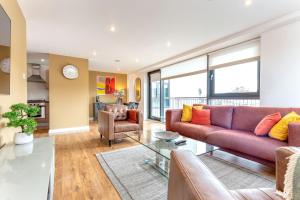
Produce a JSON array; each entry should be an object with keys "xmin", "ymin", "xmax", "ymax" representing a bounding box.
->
[
  {"xmin": 114, "ymin": 121, "xmax": 139, "ymax": 133},
  {"xmin": 194, "ymin": 105, "xmax": 234, "ymax": 129},
  {"xmin": 232, "ymin": 106, "xmax": 300, "ymax": 132},
  {"xmin": 181, "ymin": 104, "xmax": 193, "ymax": 122},
  {"xmin": 172, "ymin": 122, "xmax": 225, "ymax": 142},
  {"xmin": 207, "ymin": 129, "xmax": 287, "ymax": 162},
  {"xmin": 269, "ymin": 111, "xmax": 300, "ymax": 141},
  {"xmin": 191, "ymin": 108, "xmax": 211, "ymax": 125},
  {"xmin": 254, "ymin": 112, "xmax": 281, "ymax": 136}
]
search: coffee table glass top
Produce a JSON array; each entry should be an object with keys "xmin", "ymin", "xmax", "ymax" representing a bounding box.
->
[{"xmin": 125, "ymin": 130, "xmax": 217, "ymax": 160}]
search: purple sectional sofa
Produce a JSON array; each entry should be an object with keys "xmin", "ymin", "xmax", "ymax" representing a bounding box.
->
[{"xmin": 166, "ymin": 105, "xmax": 300, "ymax": 166}]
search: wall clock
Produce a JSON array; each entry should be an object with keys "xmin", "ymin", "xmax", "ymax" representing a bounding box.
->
[{"xmin": 62, "ymin": 65, "xmax": 79, "ymax": 79}]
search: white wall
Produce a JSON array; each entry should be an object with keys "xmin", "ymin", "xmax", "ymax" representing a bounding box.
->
[{"xmin": 260, "ymin": 21, "xmax": 300, "ymax": 107}]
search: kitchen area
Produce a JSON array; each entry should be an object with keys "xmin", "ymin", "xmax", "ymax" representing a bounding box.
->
[{"xmin": 27, "ymin": 53, "xmax": 49, "ymax": 131}]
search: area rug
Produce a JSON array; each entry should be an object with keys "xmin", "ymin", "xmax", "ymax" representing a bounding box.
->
[{"xmin": 96, "ymin": 145, "xmax": 275, "ymax": 200}]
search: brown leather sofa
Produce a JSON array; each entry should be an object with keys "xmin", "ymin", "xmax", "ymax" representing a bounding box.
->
[
  {"xmin": 168, "ymin": 147, "xmax": 300, "ymax": 200},
  {"xmin": 98, "ymin": 110, "xmax": 143, "ymax": 146},
  {"xmin": 166, "ymin": 105, "xmax": 300, "ymax": 166}
]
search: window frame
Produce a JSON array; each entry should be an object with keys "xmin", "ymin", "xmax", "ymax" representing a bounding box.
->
[
  {"xmin": 208, "ymin": 58, "xmax": 260, "ymax": 99},
  {"xmin": 148, "ymin": 69, "xmax": 162, "ymax": 121}
]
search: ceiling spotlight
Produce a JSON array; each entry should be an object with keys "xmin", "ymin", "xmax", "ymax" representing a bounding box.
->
[
  {"xmin": 92, "ymin": 51, "xmax": 97, "ymax": 56},
  {"xmin": 135, "ymin": 59, "xmax": 139, "ymax": 63},
  {"xmin": 110, "ymin": 25, "xmax": 116, "ymax": 32},
  {"xmin": 244, "ymin": 0, "xmax": 252, "ymax": 6},
  {"xmin": 166, "ymin": 41, "xmax": 171, "ymax": 47},
  {"xmin": 41, "ymin": 59, "xmax": 45, "ymax": 62},
  {"xmin": 117, "ymin": 68, "xmax": 121, "ymax": 71}
]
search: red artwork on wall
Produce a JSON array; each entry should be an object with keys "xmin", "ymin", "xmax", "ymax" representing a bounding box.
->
[
  {"xmin": 96, "ymin": 76, "xmax": 116, "ymax": 95},
  {"xmin": 105, "ymin": 76, "xmax": 115, "ymax": 94}
]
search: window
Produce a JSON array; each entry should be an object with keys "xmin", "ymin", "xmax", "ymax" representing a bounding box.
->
[
  {"xmin": 161, "ymin": 73, "xmax": 207, "ymax": 122},
  {"xmin": 213, "ymin": 61, "xmax": 259, "ymax": 94},
  {"xmin": 169, "ymin": 73, "xmax": 207, "ymax": 98},
  {"xmin": 148, "ymin": 39, "xmax": 261, "ymax": 122},
  {"xmin": 209, "ymin": 39, "xmax": 260, "ymax": 98}
]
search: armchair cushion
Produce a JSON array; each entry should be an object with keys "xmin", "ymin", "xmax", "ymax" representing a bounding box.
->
[
  {"xmin": 106, "ymin": 104, "xmax": 128, "ymax": 121},
  {"xmin": 114, "ymin": 121, "xmax": 139, "ymax": 133},
  {"xmin": 230, "ymin": 189, "xmax": 282, "ymax": 200},
  {"xmin": 128, "ymin": 109, "xmax": 138, "ymax": 123}
]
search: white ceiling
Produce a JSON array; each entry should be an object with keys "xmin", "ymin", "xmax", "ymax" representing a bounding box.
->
[{"xmin": 17, "ymin": 0, "xmax": 300, "ymax": 73}]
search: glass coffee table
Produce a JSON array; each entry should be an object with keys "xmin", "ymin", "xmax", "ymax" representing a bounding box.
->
[{"xmin": 125, "ymin": 130, "xmax": 218, "ymax": 177}]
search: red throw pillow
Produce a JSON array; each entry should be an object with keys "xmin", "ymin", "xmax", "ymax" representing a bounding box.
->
[
  {"xmin": 128, "ymin": 110, "xmax": 138, "ymax": 123},
  {"xmin": 191, "ymin": 108, "xmax": 211, "ymax": 125},
  {"xmin": 254, "ymin": 112, "xmax": 282, "ymax": 136}
]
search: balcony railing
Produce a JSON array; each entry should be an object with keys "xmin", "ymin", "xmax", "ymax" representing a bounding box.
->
[
  {"xmin": 151, "ymin": 97, "xmax": 260, "ymax": 121},
  {"xmin": 165, "ymin": 97, "xmax": 260, "ymax": 109},
  {"xmin": 168, "ymin": 97, "xmax": 207, "ymax": 108},
  {"xmin": 208, "ymin": 98, "xmax": 260, "ymax": 106}
]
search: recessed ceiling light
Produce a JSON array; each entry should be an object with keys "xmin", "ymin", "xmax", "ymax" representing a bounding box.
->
[
  {"xmin": 110, "ymin": 25, "xmax": 116, "ymax": 32},
  {"xmin": 166, "ymin": 41, "xmax": 171, "ymax": 47},
  {"xmin": 244, "ymin": 0, "xmax": 252, "ymax": 6},
  {"xmin": 41, "ymin": 59, "xmax": 45, "ymax": 62},
  {"xmin": 135, "ymin": 59, "xmax": 139, "ymax": 63},
  {"xmin": 92, "ymin": 51, "xmax": 97, "ymax": 56},
  {"xmin": 117, "ymin": 68, "xmax": 121, "ymax": 71}
]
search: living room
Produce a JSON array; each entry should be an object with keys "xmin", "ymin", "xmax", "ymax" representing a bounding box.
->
[{"xmin": 0, "ymin": 0, "xmax": 300, "ymax": 200}]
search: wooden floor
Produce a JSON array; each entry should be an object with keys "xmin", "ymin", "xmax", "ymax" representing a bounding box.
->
[
  {"xmin": 34, "ymin": 120, "xmax": 275, "ymax": 200},
  {"xmin": 34, "ymin": 120, "xmax": 165, "ymax": 200}
]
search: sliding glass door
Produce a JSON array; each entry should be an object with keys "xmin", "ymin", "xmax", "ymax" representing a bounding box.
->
[{"xmin": 148, "ymin": 70, "xmax": 161, "ymax": 120}]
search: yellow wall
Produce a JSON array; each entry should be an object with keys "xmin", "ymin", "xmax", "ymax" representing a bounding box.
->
[
  {"xmin": 0, "ymin": 45, "xmax": 10, "ymax": 94},
  {"xmin": 49, "ymin": 54, "xmax": 89, "ymax": 130},
  {"xmin": 89, "ymin": 71, "xmax": 127, "ymax": 118},
  {"xmin": 0, "ymin": 0, "xmax": 27, "ymax": 145}
]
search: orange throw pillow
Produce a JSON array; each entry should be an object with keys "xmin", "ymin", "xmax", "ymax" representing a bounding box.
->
[
  {"xmin": 128, "ymin": 110, "xmax": 138, "ymax": 123},
  {"xmin": 254, "ymin": 112, "xmax": 282, "ymax": 136},
  {"xmin": 191, "ymin": 108, "xmax": 211, "ymax": 125}
]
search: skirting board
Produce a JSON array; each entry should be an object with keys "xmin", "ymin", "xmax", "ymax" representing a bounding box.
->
[{"xmin": 48, "ymin": 126, "xmax": 90, "ymax": 135}]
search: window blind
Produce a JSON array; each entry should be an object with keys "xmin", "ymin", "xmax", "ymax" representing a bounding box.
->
[
  {"xmin": 149, "ymin": 71, "xmax": 161, "ymax": 82},
  {"xmin": 209, "ymin": 39, "xmax": 260, "ymax": 69},
  {"xmin": 161, "ymin": 55, "xmax": 207, "ymax": 80}
]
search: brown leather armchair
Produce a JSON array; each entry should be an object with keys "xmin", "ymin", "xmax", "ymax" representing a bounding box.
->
[
  {"xmin": 98, "ymin": 110, "xmax": 143, "ymax": 146},
  {"xmin": 168, "ymin": 147, "xmax": 300, "ymax": 200}
]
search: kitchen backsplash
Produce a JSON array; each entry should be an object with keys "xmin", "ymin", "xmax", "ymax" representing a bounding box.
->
[{"xmin": 27, "ymin": 81, "xmax": 48, "ymax": 100}]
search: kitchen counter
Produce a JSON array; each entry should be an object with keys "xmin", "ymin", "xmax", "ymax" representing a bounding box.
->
[
  {"xmin": 0, "ymin": 137, "xmax": 55, "ymax": 200},
  {"xmin": 28, "ymin": 99, "xmax": 49, "ymax": 103}
]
